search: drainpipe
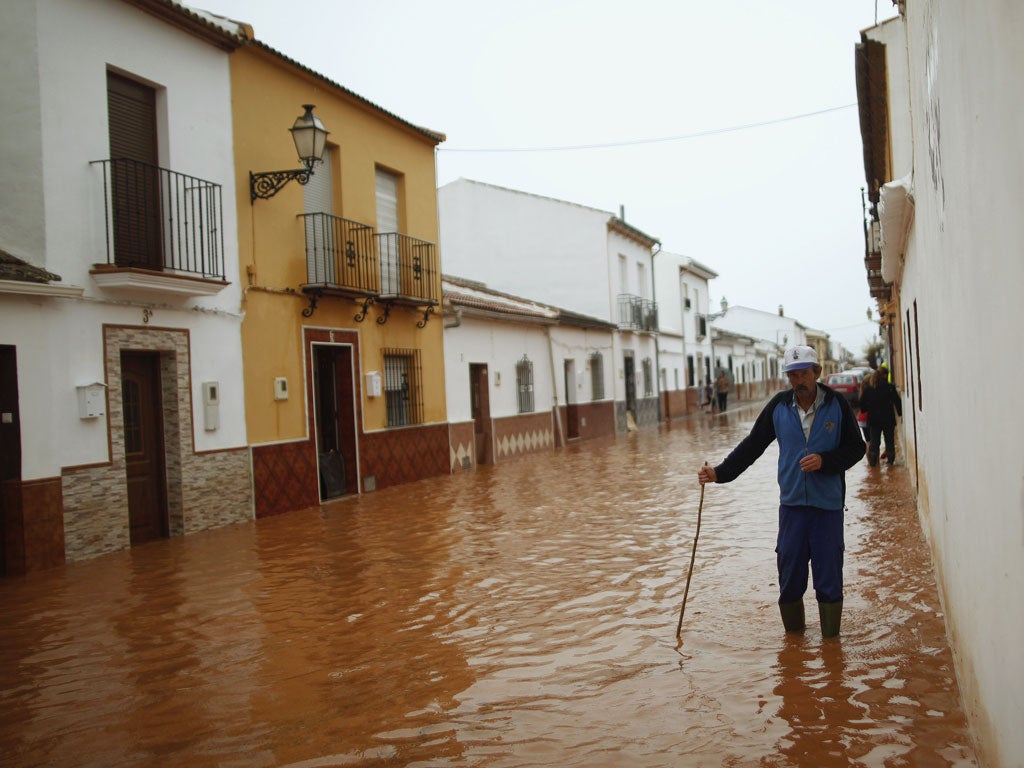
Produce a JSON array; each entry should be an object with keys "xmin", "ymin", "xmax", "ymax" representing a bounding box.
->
[
  {"xmin": 650, "ymin": 242, "xmax": 662, "ymax": 422},
  {"xmin": 545, "ymin": 325, "xmax": 566, "ymax": 448},
  {"xmin": 444, "ymin": 307, "xmax": 462, "ymax": 329}
]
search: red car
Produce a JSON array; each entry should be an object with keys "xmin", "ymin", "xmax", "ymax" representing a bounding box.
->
[{"xmin": 826, "ymin": 372, "xmax": 862, "ymax": 406}]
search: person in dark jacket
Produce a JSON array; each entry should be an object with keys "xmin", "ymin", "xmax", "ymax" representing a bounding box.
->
[
  {"xmin": 698, "ymin": 345, "xmax": 865, "ymax": 638},
  {"xmin": 859, "ymin": 364, "xmax": 902, "ymax": 466}
]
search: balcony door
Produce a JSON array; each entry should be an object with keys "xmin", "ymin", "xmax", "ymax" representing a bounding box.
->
[
  {"xmin": 107, "ymin": 71, "xmax": 162, "ymax": 270},
  {"xmin": 304, "ymin": 147, "xmax": 334, "ymax": 283},
  {"xmin": 376, "ymin": 168, "xmax": 400, "ymax": 295}
]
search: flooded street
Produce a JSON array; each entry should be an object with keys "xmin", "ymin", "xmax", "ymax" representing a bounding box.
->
[{"xmin": 0, "ymin": 405, "xmax": 977, "ymax": 767}]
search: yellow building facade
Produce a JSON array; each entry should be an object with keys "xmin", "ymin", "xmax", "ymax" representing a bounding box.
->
[{"xmin": 230, "ymin": 38, "xmax": 449, "ymax": 516}]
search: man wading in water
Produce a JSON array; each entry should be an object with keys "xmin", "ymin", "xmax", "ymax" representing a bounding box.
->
[{"xmin": 697, "ymin": 346, "xmax": 865, "ymax": 638}]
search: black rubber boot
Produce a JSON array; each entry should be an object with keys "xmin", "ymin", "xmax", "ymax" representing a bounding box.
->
[
  {"xmin": 818, "ymin": 600, "xmax": 843, "ymax": 638},
  {"xmin": 779, "ymin": 600, "xmax": 805, "ymax": 632}
]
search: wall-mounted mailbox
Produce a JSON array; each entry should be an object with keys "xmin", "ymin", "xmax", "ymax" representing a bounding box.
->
[
  {"xmin": 202, "ymin": 381, "xmax": 219, "ymax": 431},
  {"xmin": 274, "ymin": 377, "xmax": 289, "ymax": 401},
  {"xmin": 365, "ymin": 370, "xmax": 382, "ymax": 398},
  {"xmin": 76, "ymin": 382, "xmax": 107, "ymax": 419}
]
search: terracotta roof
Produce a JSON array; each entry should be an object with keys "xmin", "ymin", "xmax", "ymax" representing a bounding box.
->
[
  {"xmin": 443, "ymin": 276, "xmax": 557, "ymax": 321},
  {"xmin": 607, "ymin": 216, "xmax": 660, "ymax": 249},
  {"xmin": 133, "ymin": 2, "xmax": 445, "ymax": 143},
  {"xmin": 0, "ymin": 249, "xmax": 61, "ymax": 284}
]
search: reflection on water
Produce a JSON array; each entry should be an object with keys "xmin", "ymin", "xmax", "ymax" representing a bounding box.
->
[{"xmin": 0, "ymin": 407, "xmax": 977, "ymax": 767}]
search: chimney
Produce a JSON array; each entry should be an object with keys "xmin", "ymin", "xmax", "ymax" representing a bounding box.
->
[
  {"xmin": 619, "ymin": 204, "xmax": 625, "ymax": 220},
  {"xmin": 778, "ymin": 305, "xmax": 784, "ymax": 317}
]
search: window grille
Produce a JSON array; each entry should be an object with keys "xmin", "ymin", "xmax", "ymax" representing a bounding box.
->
[
  {"xmin": 643, "ymin": 357, "xmax": 654, "ymax": 397},
  {"xmin": 382, "ymin": 348, "xmax": 423, "ymax": 427},
  {"xmin": 516, "ymin": 355, "xmax": 534, "ymax": 414},
  {"xmin": 589, "ymin": 351, "xmax": 604, "ymax": 401}
]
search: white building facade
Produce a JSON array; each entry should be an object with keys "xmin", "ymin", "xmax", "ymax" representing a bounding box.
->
[
  {"xmin": 442, "ymin": 276, "xmax": 618, "ymax": 466},
  {"xmin": 653, "ymin": 250, "xmax": 718, "ymax": 418},
  {"xmin": 0, "ymin": 0, "xmax": 252, "ymax": 571},
  {"xmin": 439, "ymin": 179, "xmax": 661, "ymax": 432},
  {"xmin": 857, "ymin": 5, "xmax": 1024, "ymax": 765}
]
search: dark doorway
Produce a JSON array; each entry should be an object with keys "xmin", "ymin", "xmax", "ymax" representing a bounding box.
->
[
  {"xmin": 0, "ymin": 346, "xmax": 21, "ymax": 575},
  {"xmin": 623, "ymin": 353, "xmax": 637, "ymax": 422},
  {"xmin": 563, "ymin": 359, "xmax": 579, "ymax": 440},
  {"xmin": 121, "ymin": 351, "xmax": 169, "ymax": 545},
  {"xmin": 313, "ymin": 345, "xmax": 357, "ymax": 499},
  {"xmin": 469, "ymin": 364, "xmax": 491, "ymax": 465}
]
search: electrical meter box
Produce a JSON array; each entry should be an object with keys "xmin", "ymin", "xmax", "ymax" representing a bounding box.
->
[
  {"xmin": 76, "ymin": 382, "xmax": 107, "ymax": 419},
  {"xmin": 365, "ymin": 371, "xmax": 382, "ymax": 397},
  {"xmin": 202, "ymin": 381, "xmax": 219, "ymax": 431}
]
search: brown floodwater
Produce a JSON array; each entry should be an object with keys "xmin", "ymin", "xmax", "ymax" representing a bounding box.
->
[{"xmin": 0, "ymin": 406, "xmax": 977, "ymax": 767}]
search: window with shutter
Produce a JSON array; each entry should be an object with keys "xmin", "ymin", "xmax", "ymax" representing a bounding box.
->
[{"xmin": 107, "ymin": 72, "xmax": 161, "ymax": 269}]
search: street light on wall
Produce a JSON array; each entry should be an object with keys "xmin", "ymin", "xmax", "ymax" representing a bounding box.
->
[{"xmin": 250, "ymin": 105, "xmax": 330, "ymax": 202}]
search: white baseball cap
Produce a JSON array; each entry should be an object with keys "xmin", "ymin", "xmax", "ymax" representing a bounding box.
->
[{"xmin": 783, "ymin": 345, "xmax": 819, "ymax": 372}]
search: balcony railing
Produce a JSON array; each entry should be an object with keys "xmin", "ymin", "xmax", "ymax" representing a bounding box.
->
[
  {"xmin": 378, "ymin": 232, "xmax": 439, "ymax": 305},
  {"xmin": 299, "ymin": 213, "xmax": 380, "ymax": 296},
  {"xmin": 617, "ymin": 294, "xmax": 658, "ymax": 332},
  {"xmin": 92, "ymin": 158, "xmax": 225, "ymax": 279}
]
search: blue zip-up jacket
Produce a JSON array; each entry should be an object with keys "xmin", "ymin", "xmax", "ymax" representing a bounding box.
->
[{"xmin": 713, "ymin": 384, "xmax": 865, "ymax": 510}]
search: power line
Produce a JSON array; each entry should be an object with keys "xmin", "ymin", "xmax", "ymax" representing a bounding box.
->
[{"xmin": 439, "ymin": 103, "xmax": 857, "ymax": 154}]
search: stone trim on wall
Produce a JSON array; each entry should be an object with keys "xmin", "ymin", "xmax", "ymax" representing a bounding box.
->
[{"xmin": 61, "ymin": 325, "xmax": 252, "ymax": 562}]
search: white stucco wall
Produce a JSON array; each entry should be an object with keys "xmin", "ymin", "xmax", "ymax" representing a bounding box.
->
[
  {"xmin": 883, "ymin": 4, "xmax": 1024, "ymax": 764},
  {"xmin": 713, "ymin": 305, "xmax": 804, "ymax": 375},
  {"xmin": 32, "ymin": 0, "xmax": 240, "ymax": 311},
  {"xmin": 438, "ymin": 179, "xmax": 616, "ymax": 321},
  {"xmin": 443, "ymin": 317, "xmax": 555, "ymax": 424},
  {"xmin": 654, "ymin": 250, "xmax": 716, "ymax": 389},
  {"xmin": 1, "ymin": 0, "xmax": 248, "ymax": 481}
]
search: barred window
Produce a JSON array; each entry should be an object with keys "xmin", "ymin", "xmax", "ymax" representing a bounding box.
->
[
  {"xmin": 643, "ymin": 357, "xmax": 654, "ymax": 397},
  {"xmin": 589, "ymin": 351, "xmax": 604, "ymax": 401},
  {"xmin": 516, "ymin": 355, "xmax": 534, "ymax": 413},
  {"xmin": 382, "ymin": 348, "xmax": 423, "ymax": 427}
]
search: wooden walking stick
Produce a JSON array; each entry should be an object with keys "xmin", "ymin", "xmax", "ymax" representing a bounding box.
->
[{"xmin": 676, "ymin": 462, "xmax": 708, "ymax": 639}]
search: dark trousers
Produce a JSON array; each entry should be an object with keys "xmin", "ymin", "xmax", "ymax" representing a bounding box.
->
[
  {"xmin": 776, "ymin": 504, "xmax": 844, "ymax": 604},
  {"xmin": 868, "ymin": 423, "xmax": 895, "ymax": 465},
  {"xmin": 716, "ymin": 393, "xmax": 727, "ymax": 412}
]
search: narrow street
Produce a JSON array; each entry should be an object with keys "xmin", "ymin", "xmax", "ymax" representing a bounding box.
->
[{"xmin": 0, "ymin": 403, "xmax": 977, "ymax": 767}]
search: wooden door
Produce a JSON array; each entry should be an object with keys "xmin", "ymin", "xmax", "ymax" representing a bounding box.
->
[
  {"xmin": 0, "ymin": 346, "xmax": 20, "ymax": 575},
  {"xmin": 313, "ymin": 345, "xmax": 357, "ymax": 499},
  {"xmin": 121, "ymin": 351, "xmax": 168, "ymax": 544},
  {"xmin": 469, "ymin": 364, "xmax": 491, "ymax": 465}
]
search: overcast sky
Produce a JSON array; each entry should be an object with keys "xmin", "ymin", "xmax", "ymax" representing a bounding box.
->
[{"xmin": 192, "ymin": 0, "xmax": 898, "ymax": 357}]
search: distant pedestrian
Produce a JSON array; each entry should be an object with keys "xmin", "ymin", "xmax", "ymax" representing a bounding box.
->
[
  {"xmin": 704, "ymin": 380, "xmax": 715, "ymax": 413},
  {"xmin": 859, "ymin": 364, "xmax": 902, "ymax": 466},
  {"xmin": 698, "ymin": 345, "xmax": 865, "ymax": 638},
  {"xmin": 715, "ymin": 370, "xmax": 730, "ymax": 412}
]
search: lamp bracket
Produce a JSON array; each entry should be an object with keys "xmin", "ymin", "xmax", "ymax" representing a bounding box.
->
[{"xmin": 250, "ymin": 166, "xmax": 313, "ymax": 202}]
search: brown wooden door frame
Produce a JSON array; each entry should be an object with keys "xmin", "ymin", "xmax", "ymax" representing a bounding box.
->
[
  {"xmin": 312, "ymin": 343, "xmax": 358, "ymax": 499},
  {"xmin": 469, "ymin": 364, "xmax": 491, "ymax": 465},
  {"xmin": 121, "ymin": 351, "xmax": 169, "ymax": 545}
]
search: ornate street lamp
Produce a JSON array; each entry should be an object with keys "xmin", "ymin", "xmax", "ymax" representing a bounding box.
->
[{"xmin": 250, "ymin": 104, "xmax": 330, "ymax": 202}]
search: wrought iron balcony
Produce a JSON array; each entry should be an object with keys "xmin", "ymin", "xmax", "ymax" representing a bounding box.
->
[
  {"xmin": 377, "ymin": 232, "xmax": 439, "ymax": 306},
  {"xmin": 91, "ymin": 158, "xmax": 225, "ymax": 280},
  {"xmin": 617, "ymin": 294, "xmax": 658, "ymax": 332},
  {"xmin": 299, "ymin": 213, "xmax": 380, "ymax": 297}
]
